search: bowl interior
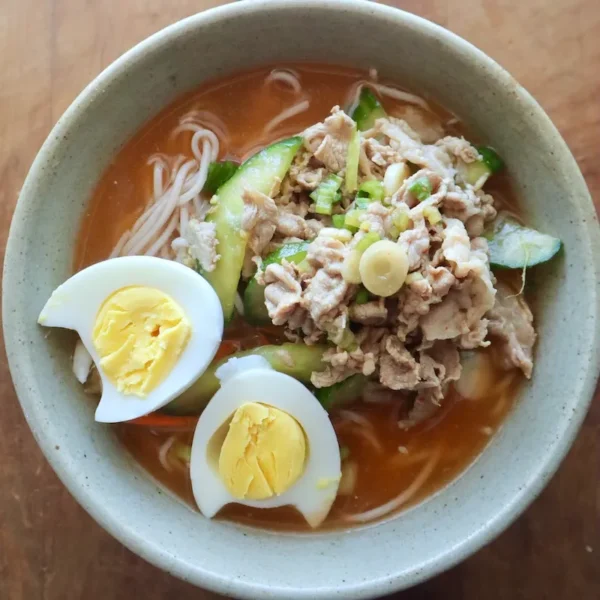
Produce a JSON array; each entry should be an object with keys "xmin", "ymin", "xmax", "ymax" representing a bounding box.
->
[{"xmin": 4, "ymin": 1, "xmax": 600, "ymax": 598}]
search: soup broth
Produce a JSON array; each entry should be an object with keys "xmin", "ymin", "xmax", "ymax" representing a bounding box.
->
[{"xmin": 76, "ymin": 64, "xmax": 523, "ymax": 530}]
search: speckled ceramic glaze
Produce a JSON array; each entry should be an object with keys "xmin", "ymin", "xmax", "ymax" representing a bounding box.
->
[{"xmin": 4, "ymin": 1, "xmax": 600, "ymax": 598}]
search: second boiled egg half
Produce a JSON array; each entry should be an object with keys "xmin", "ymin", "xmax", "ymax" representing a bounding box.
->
[{"xmin": 190, "ymin": 355, "xmax": 342, "ymax": 528}]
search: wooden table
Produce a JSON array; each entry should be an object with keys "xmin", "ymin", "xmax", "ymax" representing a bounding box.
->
[{"xmin": 1, "ymin": 1, "xmax": 598, "ymax": 598}]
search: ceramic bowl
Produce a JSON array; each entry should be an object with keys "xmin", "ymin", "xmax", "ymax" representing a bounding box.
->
[{"xmin": 4, "ymin": 1, "xmax": 600, "ymax": 598}]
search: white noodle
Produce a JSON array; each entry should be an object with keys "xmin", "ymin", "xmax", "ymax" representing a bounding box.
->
[
  {"xmin": 180, "ymin": 110, "xmax": 229, "ymax": 143},
  {"xmin": 151, "ymin": 158, "xmax": 167, "ymax": 200},
  {"xmin": 373, "ymin": 83, "xmax": 430, "ymax": 110},
  {"xmin": 337, "ymin": 409, "xmax": 373, "ymax": 429},
  {"xmin": 234, "ymin": 292, "xmax": 245, "ymax": 316},
  {"xmin": 264, "ymin": 100, "xmax": 310, "ymax": 133},
  {"xmin": 335, "ymin": 411, "xmax": 383, "ymax": 454},
  {"xmin": 179, "ymin": 204, "xmax": 189, "ymax": 236},
  {"xmin": 265, "ymin": 69, "xmax": 302, "ymax": 93},
  {"xmin": 171, "ymin": 237, "xmax": 189, "ymax": 252},
  {"xmin": 344, "ymin": 449, "xmax": 441, "ymax": 523},
  {"xmin": 124, "ymin": 160, "xmax": 195, "ymax": 255},
  {"xmin": 109, "ymin": 115, "xmax": 221, "ymax": 259},
  {"xmin": 109, "ymin": 230, "xmax": 131, "ymax": 259},
  {"xmin": 193, "ymin": 196, "xmax": 210, "ymax": 219},
  {"xmin": 145, "ymin": 213, "xmax": 179, "ymax": 257},
  {"xmin": 179, "ymin": 140, "xmax": 213, "ymax": 204},
  {"xmin": 158, "ymin": 435, "xmax": 176, "ymax": 472},
  {"xmin": 72, "ymin": 339, "xmax": 93, "ymax": 384},
  {"xmin": 338, "ymin": 461, "xmax": 358, "ymax": 496},
  {"xmin": 491, "ymin": 394, "xmax": 508, "ymax": 418}
]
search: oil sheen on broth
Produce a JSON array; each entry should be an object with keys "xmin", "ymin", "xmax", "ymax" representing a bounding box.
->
[{"xmin": 75, "ymin": 64, "xmax": 522, "ymax": 530}]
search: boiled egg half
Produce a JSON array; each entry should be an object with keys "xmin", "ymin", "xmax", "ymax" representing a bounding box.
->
[
  {"xmin": 38, "ymin": 256, "xmax": 223, "ymax": 422},
  {"xmin": 190, "ymin": 355, "xmax": 341, "ymax": 528}
]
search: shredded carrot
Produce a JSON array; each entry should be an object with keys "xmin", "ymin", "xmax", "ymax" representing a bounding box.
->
[{"xmin": 127, "ymin": 414, "xmax": 199, "ymax": 430}]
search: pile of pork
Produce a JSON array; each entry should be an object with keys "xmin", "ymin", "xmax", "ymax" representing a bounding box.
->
[{"xmin": 188, "ymin": 106, "xmax": 537, "ymax": 427}]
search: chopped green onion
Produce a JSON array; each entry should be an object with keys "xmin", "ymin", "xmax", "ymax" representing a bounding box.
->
[
  {"xmin": 310, "ymin": 174, "xmax": 343, "ymax": 201},
  {"xmin": 351, "ymin": 87, "xmax": 387, "ymax": 131},
  {"xmin": 355, "ymin": 196, "xmax": 372, "ymax": 210},
  {"xmin": 408, "ymin": 177, "xmax": 432, "ymax": 202},
  {"xmin": 355, "ymin": 231, "xmax": 381, "ymax": 253},
  {"xmin": 345, "ymin": 126, "xmax": 360, "ymax": 194},
  {"xmin": 355, "ymin": 287, "xmax": 370, "ymax": 305},
  {"xmin": 476, "ymin": 146, "xmax": 505, "ymax": 174},
  {"xmin": 344, "ymin": 209, "xmax": 365, "ymax": 230},
  {"xmin": 203, "ymin": 161, "xmax": 239, "ymax": 195},
  {"xmin": 315, "ymin": 196, "xmax": 334, "ymax": 215},
  {"xmin": 357, "ymin": 180, "xmax": 385, "ymax": 203},
  {"xmin": 423, "ymin": 206, "xmax": 442, "ymax": 225},
  {"xmin": 310, "ymin": 174, "xmax": 343, "ymax": 215},
  {"xmin": 295, "ymin": 258, "xmax": 312, "ymax": 274},
  {"xmin": 332, "ymin": 214, "xmax": 347, "ymax": 229},
  {"xmin": 391, "ymin": 206, "xmax": 410, "ymax": 232}
]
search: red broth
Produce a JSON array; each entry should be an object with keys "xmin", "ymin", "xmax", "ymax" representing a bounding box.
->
[{"xmin": 76, "ymin": 64, "xmax": 522, "ymax": 530}]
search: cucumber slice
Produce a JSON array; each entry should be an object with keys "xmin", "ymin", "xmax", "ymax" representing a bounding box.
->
[
  {"xmin": 485, "ymin": 216, "xmax": 562, "ymax": 268},
  {"xmin": 316, "ymin": 374, "xmax": 368, "ymax": 412},
  {"xmin": 476, "ymin": 145, "xmax": 504, "ymax": 174},
  {"xmin": 203, "ymin": 160, "xmax": 239, "ymax": 195},
  {"xmin": 164, "ymin": 343, "xmax": 326, "ymax": 415},
  {"xmin": 459, "ymin": 160, "xmax": 492, "ymax": 187},
  {"xmin": 243, "ymin": 241, "xmax": 310, "ymax": 324},
  {"xmin": 352, "ymin": 87, "xmax": 387, "ymax": 131},
  {"xmin": 457, "ymin": 146, "xmax": 504, "ymax": 187},
  {"xmin": 202, "ymin": 136, "xmax": 303, "ymax": 320}
]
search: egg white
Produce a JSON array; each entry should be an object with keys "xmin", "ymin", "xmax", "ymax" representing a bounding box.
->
[
  {"xmin": 190, "ymin": 357, "xmax": 341, "ymax": 528},
  {"xmin": 38, "ymin": 256, "xmax": 223, "ymax": 423}
]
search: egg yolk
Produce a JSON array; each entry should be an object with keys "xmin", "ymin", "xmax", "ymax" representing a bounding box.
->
[
  {"xmin": 218, "ymin": 402, "xmax": 307, "ymax": 500},
  {"xmin": 92, "ymin": 286, "xmax": 191, "ymax": 397}
]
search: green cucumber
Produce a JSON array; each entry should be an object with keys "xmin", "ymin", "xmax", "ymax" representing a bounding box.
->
[
  {"xmin": 164, "ymin": 344, "xmax": 327, "ymax": 415},
  {"xmin": 460, "ymin": 160, "xmax": 492, "ymax": 186},
  {"xmin": 477, "ymin": 146, "xmax": 504, "ymax": 173},
  {"xmin": 316, "ymin": 374, "xmax": 369, "ymax": 412},
  {"xmin": 243, "ymin": 241, "xmax": 309, "ymax": 325},
  {"xmin": 459, "ymin": 146, "xmax": 504, "ymax": 187},
  {"xmin": 202, "ymin": 137, "xmax": 302, "ymax": 320},
  {"xmin": 203, "ymin": 160, "xmax": 239, "ymax": 195},
  {"xmin": 485, "ymin": 216, "xmax": 562, "ymax": 268},
  {"xmin": 352, "ymin": 87, "xmax": 387, "ymax": 131}
]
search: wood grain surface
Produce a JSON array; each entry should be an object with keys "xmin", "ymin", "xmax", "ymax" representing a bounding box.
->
[{"xmin": 1, "ymin": 1, "xmax": 598, "ymax": 599}]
